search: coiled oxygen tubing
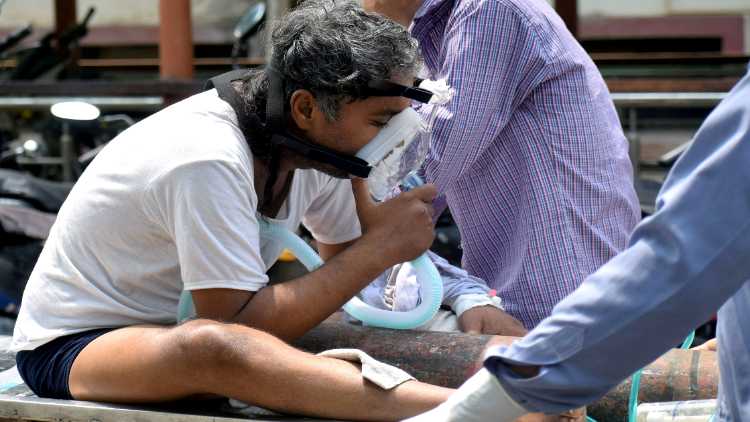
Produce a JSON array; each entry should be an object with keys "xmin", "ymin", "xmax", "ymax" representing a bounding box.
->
[{"xmin": 178, "ymin": 173, "xmax": 443, "ymax": 330}]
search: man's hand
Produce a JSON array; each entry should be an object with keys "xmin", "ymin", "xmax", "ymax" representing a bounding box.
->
[
  {"xmin": 458, "ymin": 306, "xmax": 528, "ymax": 336},
  {"xmin": 351, "ymin": 178, "xmax": 436, "ymax": 268}
]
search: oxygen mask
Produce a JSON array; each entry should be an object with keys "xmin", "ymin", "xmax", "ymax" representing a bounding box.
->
[{"xmin": 355, "ymin": 78, "xmax": 454, "ymax": 200}]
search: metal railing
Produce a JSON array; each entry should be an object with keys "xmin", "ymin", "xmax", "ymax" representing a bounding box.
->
[
  {"xmin": 611, "ymin": 92, "xmax": 727, "ymax": 178},
  {"xmin": 0, "ymin": 96, "xmax": 163, "ymax": 111},
  {"xmin": 0, "ymin": 91, "xmax": 731, "ymax": 181}
]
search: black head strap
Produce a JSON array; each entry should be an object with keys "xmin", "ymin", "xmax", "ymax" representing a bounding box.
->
[
  {"xmin": 265, "ymin": 67, "xmax": 286, "ymax": 130},
  {"xmin": 205, "ymin": 69, "xmax": 273, "ymax": 157},
  {"xmin": 365, "ymin": 79, "xmax": 433, "ymax": 104},
  {"xmin": 264, "ymin": 68, "xmax": 372, "ymax": 178},
  {"xmin": 205, "ymin": 69, "xmax": 253, "ymax": 121},
  {"xmin": 206, "ymin": 70, "xmax": 282, "ymax": 212},
  {"xmin": 206, "ymin": 69, "xmax": 433, "ymax": 179}
]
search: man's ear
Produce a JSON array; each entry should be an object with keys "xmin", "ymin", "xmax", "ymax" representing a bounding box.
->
[{"xmin": 289, "ymin": 89, "xmax": 318, "ymax": 131}]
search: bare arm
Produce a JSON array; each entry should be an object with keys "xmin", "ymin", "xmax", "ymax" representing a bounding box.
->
[
  {"xmin": 193, "ymin": 238, "xmax": 392, "ymax": 341},
  {"xmin": 317, "ymin": 239, "xmax": 356, "ymax": 261},
  {"xmin": 193, "ymin": 179, "xmax": 436, "ymax": 342}
]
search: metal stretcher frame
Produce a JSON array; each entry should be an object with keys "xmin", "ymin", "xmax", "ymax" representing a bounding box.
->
[
  {"xmin": 610, "ymin": 91, "xmax": 728, "ymax": 179},
  {"xmin": 0, "ymin": 395, "xmax": 304, "ymax": 422}
]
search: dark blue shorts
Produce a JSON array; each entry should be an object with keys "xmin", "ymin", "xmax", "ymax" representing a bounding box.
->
[{"xmin": 15, "ymin": 328, "xmax": 116, "ymax": 399}]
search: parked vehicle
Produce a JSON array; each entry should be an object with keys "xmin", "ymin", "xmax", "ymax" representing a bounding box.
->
[
  {"xmin": 0, "ymin": 168, "xmax": 71, "ymax": 334},
  {"xmin": 0, "ymin": 25, "xmax": 32, "ymax": 59},
  {"xmin": 4, "ymin": 7, "xmax": 94, "ymax": 80},
  {"xmin": 231, "ymin": 2, "xmax": 266, "ymax": 69}
]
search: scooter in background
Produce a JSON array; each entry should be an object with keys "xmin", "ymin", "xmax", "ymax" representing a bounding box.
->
[
  {"xmin": 0, "ymin": 25, "xmax": 33, "ymax": 59},
  {"xmin": 1, "ymin": 102, "xmax": 100, "ymax": 181},
  {"xmin": 1, "ymin": 101, "xmax": 134, "ymax": 182},
  {"xmin": 6, "ymin": 7, "xmax": 94, "ymax": 80},
  {"xmin": 0, "ymin": 0, "xmax": 33, "ymax": 63},
  {"xmin": 0, "ymin": 168, "xmax": 71, "ymax": 332},
  {"xmin": 231, "ymin": 2, "xmax": 266, "ymax": 69}
]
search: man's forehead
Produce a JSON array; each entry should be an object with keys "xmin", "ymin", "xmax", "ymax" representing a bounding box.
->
[
  {"xmin": 357, "ymin": 95, "xmax": 411, "ymax": 115},
  {"xmin": 372, "ymin": 105, "xmax": 407, "ymax": 116}
]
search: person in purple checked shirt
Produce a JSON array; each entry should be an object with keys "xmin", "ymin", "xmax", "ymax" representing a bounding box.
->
[{"xmin": 364, "ymin": 0, "xmax": 640, "ymax": 330}]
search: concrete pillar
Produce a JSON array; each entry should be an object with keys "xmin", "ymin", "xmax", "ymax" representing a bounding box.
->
[
  {"xmin": 54, "ymin": 0, "xmax": 77, "ymax": 38},
  {"xmin": 158, "ymin": 0, "xmax": 193, "ymax": 80},
  {"xmin": 54, "ymin": 0, "xmax": 78, "ymax": 74}
]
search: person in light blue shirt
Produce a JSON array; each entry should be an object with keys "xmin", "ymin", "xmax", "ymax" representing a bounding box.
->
[{"xmin": 405, "ymin": 64, "xmax": 750, "ymax": 422}]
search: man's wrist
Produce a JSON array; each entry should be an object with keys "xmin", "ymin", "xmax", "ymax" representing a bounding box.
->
[
  {"xmin": 348, "ymin": 235, "xmax": 395, "ymax": 274},
  {"xmin": 353, "ymin": 233, "xmax": 401, "ymax": 269}
]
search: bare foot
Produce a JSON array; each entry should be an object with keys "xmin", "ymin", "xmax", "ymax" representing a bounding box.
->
[
  {"xmin": 693, "ymin": 338, "xmax": 717, "ymax": 352},
  {"xmin": 514, "ymin": 407, "xmax": 586, "ymax": 422}
]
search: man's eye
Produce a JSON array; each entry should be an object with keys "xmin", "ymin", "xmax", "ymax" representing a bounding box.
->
[{"xmin": 371, "ymin": 120, "xmax": 388, "ymax": 128}]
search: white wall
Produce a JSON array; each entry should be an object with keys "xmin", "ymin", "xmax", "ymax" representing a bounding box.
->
[
  {"xmin": 577, "ymin": 0, "xmax": 669, "ymax": 17},
  {"xmin": 3, "ymin": 0, "xmax": 749, "ymax": 28},
  {"xmin": 546, "ymin": 0, "xmax": 750, "ymax": 17},
  {"xmin": 669, "ymin": 0, "xmax": 750, "ymax": 15},
  {"xmin": 0, "ymin": 0, "xmax": 259, "ymax": 28}
]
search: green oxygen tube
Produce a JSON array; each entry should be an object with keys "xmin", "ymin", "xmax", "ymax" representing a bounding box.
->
[{"xmin": 582, "ymin": 331, "xmax": 696, "ymax": 422}]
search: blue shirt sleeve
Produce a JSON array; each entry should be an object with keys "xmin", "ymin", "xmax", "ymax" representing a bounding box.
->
[{"xmin": 484, "ymin": 67, "xmax": 750, "ymax": 413}]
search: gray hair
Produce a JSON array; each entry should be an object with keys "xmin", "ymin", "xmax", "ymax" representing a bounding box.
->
[{"xmin": 246, "ymin": 0, "xmax": 422, "ymax": 122}]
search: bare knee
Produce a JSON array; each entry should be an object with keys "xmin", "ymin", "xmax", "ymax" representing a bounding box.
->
[
  {"xmin": 169, "ymin": 319, "xmax": 285, "ymax": 373},
  {"xmin": 169, "ymin": 320, "xmax": 232, "ymax": 368}
]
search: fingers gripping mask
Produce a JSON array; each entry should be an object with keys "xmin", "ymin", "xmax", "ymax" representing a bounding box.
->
[{"xmin": 355, "ymin": 79, "xmax": 455, "ymax": 200}]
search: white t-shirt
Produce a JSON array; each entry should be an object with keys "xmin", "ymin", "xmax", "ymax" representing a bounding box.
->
[{"xmin": 11, "ymin": 90, "xmax": 361, "ymax": 352}]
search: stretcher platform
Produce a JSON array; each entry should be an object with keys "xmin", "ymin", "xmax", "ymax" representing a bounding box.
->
[
  {"xmin": 0, "ymin": 336, "xmax": 335, "ymax": 422},
  {"xmin": 0, "ymin": 321, "xmax": 721, "ymax": 422}
]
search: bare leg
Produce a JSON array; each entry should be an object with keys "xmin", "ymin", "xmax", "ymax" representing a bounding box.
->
[{"xmin": 69, "ymin": 319, "xmax": 452, "ymax": 421}]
